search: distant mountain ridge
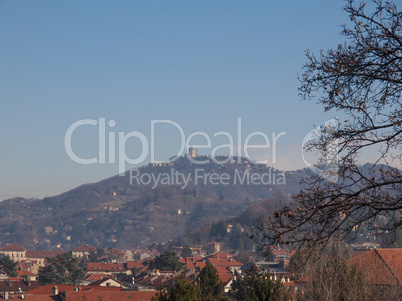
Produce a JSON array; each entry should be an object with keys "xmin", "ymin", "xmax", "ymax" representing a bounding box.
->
[{"xmin": 0, "ymin": 156, "xmax": 317, "ymax": 250}]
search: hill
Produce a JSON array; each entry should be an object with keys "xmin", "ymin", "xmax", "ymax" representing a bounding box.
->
[{"xmin": 0, "ymin": 156, "xmax": 311, "ymax": 250}]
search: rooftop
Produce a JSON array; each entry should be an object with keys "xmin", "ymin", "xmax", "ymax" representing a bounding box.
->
[
  {"xmin": 349, "ymin": 248, "xmax": 402, "ymax": 286},
  {"xmin": 0, "ymin": 244, "xmax": 26, "ymax": 251},
  {"xmin": 72, "ymin": 245, "xmax": 96, "ymax": 253}
]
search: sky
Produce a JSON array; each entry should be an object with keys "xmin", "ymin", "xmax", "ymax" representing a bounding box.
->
[{"xmin": 0, "ymin": 0, "xmax": 354, "ymax": 201}]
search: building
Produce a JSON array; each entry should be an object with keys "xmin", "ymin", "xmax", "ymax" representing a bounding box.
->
[
  {"xmin": 25, "ymin": 250, "xmax": 66, "ymax": 267},
  {"xmin": 208, "ymin": 242, "xmax": 221, "ymax": 254},
  {"xmin": 86, "ymin": 263, "xmax": 130, "ymax": 275},
  {"xmin": 0, "ymin": 244, "xmax": 26, "ymax": 261},
  {"xmin": 188, "ymin": 146, "xmax": 199, "ymax": 158},
  {"xmin": 20, "ymin": 284, "xmax": 157, "ymax": 301},
  {"xmin": 71, "ymin": 245, "xmax": 96, "ymax": 258},
  {"xmin": 349, "ymin": 248, "xmax": 401, "ymax": 286},
  {"xmin": 89, "ymin": 277, "xmax": 124, "ymax": 288},
  {"xmin": 0, "ymin": 278, "xmax": 41, "ymax": 299}
]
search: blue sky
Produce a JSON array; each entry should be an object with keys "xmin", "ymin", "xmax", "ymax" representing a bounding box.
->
[{"xmin": 0, "ymin": 0, "xmax": 350, "ymax": 200}]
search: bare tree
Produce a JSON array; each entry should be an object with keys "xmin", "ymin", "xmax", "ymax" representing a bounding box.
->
[
  {"xmin": 253, "ymin": 0, "xmax": 401, "ymax": 253},
  {"xmin": 300, "ymin": 242, "xmax": 393, "ymax": 301}
]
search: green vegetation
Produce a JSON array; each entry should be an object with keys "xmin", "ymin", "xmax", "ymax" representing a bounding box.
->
[
  {"xmin": 150, "ymin": 250, "xmax": 185, "ymax": 271},
  {"xmin": 154, "ymin": 275, "xmax": 201, "ymax": 301},
  {"xmin": 197, "ymin": 263, "xmax": 227, "ymax": 301},
  {"xmin": 0, "ymin": 156, "xmax": 304, "ymax": 250},
  {"xmin": 231, "ymin": 263, "xmax": 286, "ymax": 301},
  {"xmin": 0, "ymin": 254, "xmax": 18, "ymax": 277},
  {"xmin": 39, "ymin": 252, "xmax": 85, "ymax": 285},
  {"xmin": 153, "ymin": 264, "xmax": 227, "ymax": 301}
]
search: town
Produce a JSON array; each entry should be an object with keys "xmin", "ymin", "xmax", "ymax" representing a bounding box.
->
[
  {"xmin": 0, "ymin": 235, "xmax": 400, "ymax": 300},
  {"xmin": 1, "ymin": 0, "xmax": 401, "ymax": 300}
]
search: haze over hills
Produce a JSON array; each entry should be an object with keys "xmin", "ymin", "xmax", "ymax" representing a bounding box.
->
[{"xmin": 0, "ymin": 156, "xmax": 315, "ymax": 250}]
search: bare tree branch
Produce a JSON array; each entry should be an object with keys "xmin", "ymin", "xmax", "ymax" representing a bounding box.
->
[{"xmin": 253, "ymin": 0, "xmax": 401, "ymax": 254}]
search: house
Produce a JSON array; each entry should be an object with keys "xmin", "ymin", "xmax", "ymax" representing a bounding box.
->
[
  {"xmin": 86, "ymin": 273, "xmax": 111, "ymax": 282},
  {"xmin": 214, "ymin": 266, "xmax": 234, "ymax": 293},
  {"xmin": 135, "ymin": 272, "xmax": 177, "ymax": 290},
  {"xmin": 107, "ymin": 248, "xmax": 126, "ymax": 262},
  {"xmin": 122, "ymin": 249, "xmax": 134, "ymax": 261},
  {"xmin": 0, "ymin": 278, "xmax": 41, "ymax": 298},
  {"xmin": 140, "ymin": 251, "xmax": 152, "ymax": 260},
  {"xmin": 206, "ymin": 252, "xmax": 243, "ymax": 273},
  {"xmin": 208, "ymin": 251, "xmax": 230, "ymax": 258},
  {"xmin": 179, "ymin": 257, "xmax": 202, "ymax": 272},
  {"xmin": 26, "ymin": 250, "xmax": 66, "ymax": 267},
  {"xmin": 207, "ymin": 257, "xmax": 243, "ymax": 273},
  {"xmin": 0, "ymin": 244, "xmax": 26, "ymax": 261},
  {"xmin": 126, "ymin": 260, "xmax": 148, "ymax": 273},
  {"xmin": 44, "ymin": 226, "xmax": 53, "ymax": 234},
  {"xmin": 86, "ymin": 262, "xmax": 130, "ymax": 275},
  {"xmin": 271, "ymin": 247, "xmax": 293, "ymax": 260},
  {"xmin": 348, "ymin": 248, "xmax": 401, "ymax": 286},
  {"xmin": 24, "ymin": 283, "xmax": 122, "ymax": 295},
  {"xmin": 21, "ymin": 284, "xmax": 158, "ymax": 301},
  {"xmin": 16, "ymin": 268, "xmax": 37, "ymax": 281},
  {"xmin": 282, "ymin": 278, "xmax": 299, "ymax": 300},
  {"xmin": 89, "ymin": 277, "xmax": 124, "ymax": 288},
  {"xmin": 17, "ymin": 262, "xmax": 30, "ymax": 271},
  {"xmin": 19, "ymin": 289, "xmax": 157, "ymax": 300},
  {"xmin": 58, "ymin": 290, "xmax": 157, "ymax": 300},
  {"xmin": 71, "ymin": 245, "xmax": 96, "ymax": 258},
  {"xmin": 195, "ymin": 261, "xmax": 207, "ymax": 271}
]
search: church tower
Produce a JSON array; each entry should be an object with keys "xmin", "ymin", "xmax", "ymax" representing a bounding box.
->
[{"xmin": 189, "ymin": 146, "xmax": 195, "ymax": 158}]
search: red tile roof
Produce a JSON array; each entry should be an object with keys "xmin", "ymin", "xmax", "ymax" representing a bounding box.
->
[
  {"xmin": 0, "ymin": 243, "xmax": 26, "ymax": 251},
  {"xmin": 271, "ymin": 248, "xmax": 293, "ymax": 257},
  {"xmin": 283, "ymin": 280, "xmax": 297, "ymax": 287},
  {"xmin": 187, "ymin": 255, "xmax": 203, "ymax": 262},
  {"xmin": 186, "ymin": 262, "xmax": 195, "ymax": 270},
  {"xmin": 376, "ymin": 248, "xmax": 402, "ymax": 280},
  {"xmin": 218, "ymin": 271, "xmax": 233, "ymax": 285},
  {"xmin": 17, "ymin": 269, "xmax": 36, "ymax": 277},
  {"xmin": 125, "ymin": 260, "xmax": 145, "ymax": 270},
  {"xmin": 72, "ymin": 245, "xmax": 96, "ymax": 252},
  {"xmin": 149, "ymin": 249, "xmax": 160, "ymax": 255},
  {"xmin": 195, "ymin": 262, "xmax": 207, "ymax": 270},
  {"xmin": 26, "ymin": 284, "xmax": 122, "ymax": 295},
  {"xmin": 0, "ymin": 279, "xmax": 41, "ymax": 292},
  {"xmin": 86, "ymin": 273, "xmax": 110, "ymax": 281},
  {"xmin": 18, "ymin": 262, "xmax": 30, "ymax": 269},
  {"xmin": 210, "ymin": 266, "xmax": 233, "ymax": 285},
  {"xmin": 209, "ymin": 251, "xmax": 230, "ymax": 258},
  {"xmin": 20, "ymin": 289, "xmax": 157, "ymax": 301},
  {"xmin": 10, "ymin": 295, "xmax": 58, "ymax": 301},
  {"xmin": 26, "ymin": 250, "xmax": 66, "ymax": 259},
  {"xmin": 87, "ymin": 262, "xmax": 127, "ymax": 272},
  {"xmin": 214, "ymin": 266, "xmax": 231, "ymax": 273},
  {"xmin": 207, "ymin": 258, "xmax": 243, "ymax": 267},
  {"xmin": 62, "ymin": 289, "xmax": 157, "ymax": 301},
  {"xmin": 349, "ymin": 248, "xmax": 402, "ymax": 286}
]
